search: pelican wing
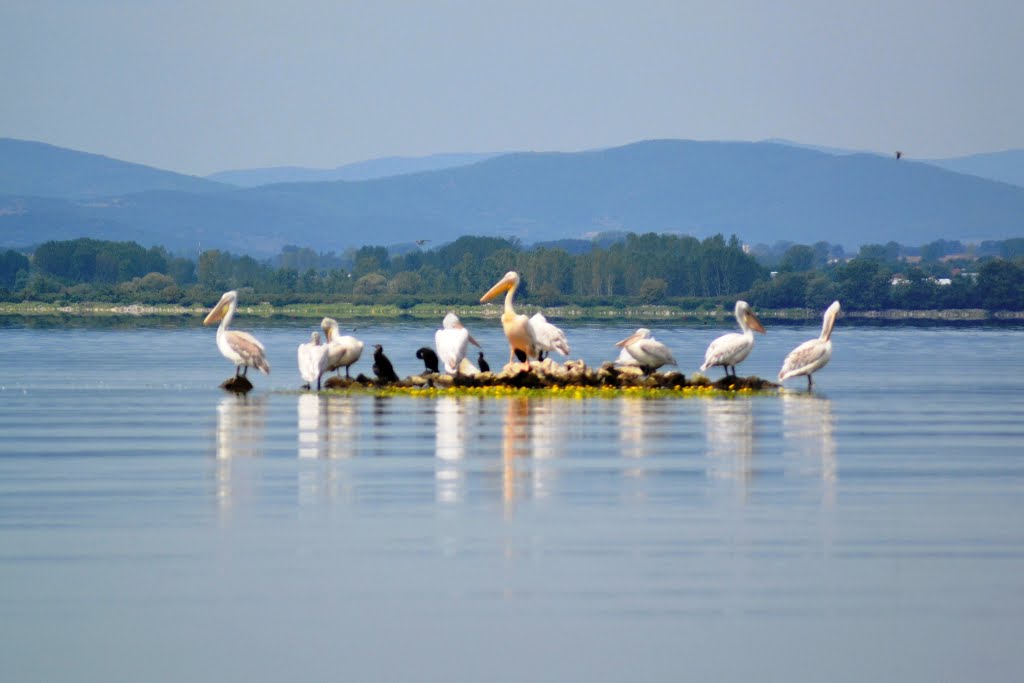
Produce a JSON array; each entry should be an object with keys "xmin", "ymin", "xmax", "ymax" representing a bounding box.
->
[
  {"xmin": 615, "ymin": 347, "xmax": 639, "ymax": 366},
  {"xmin": 779, "ymin": 339, "xmax": 831, "ymax": 380},
  {"xmin": 298, "ymin": 343, "xmax": 329, "ymax": 383},
  {"xmin": 326, "ymin": 336, "xmax": 363, "ymax": 372},
  {"xmin": 226, "ymin": 330, "xmax": 270, "ymax": 374},
  {"xmin": 701, "ymin": 332, "xmax": 750, "ymax": 370},
  {"xmin": 629, "ymin": 338, "xmax": 676, "ymax": 368},
  {"xmin": 435, "ymin": 327, "xmax": 469, "ymax": 374},
  {"xmin": 529, "ymin": 314, "xmax": 570, "ymax": 356}
]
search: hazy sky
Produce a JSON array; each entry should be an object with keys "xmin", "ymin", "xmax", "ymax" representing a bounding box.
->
[{"xmin": 2, "ymin": 1, "xmax": 1022, "ymax": 176}]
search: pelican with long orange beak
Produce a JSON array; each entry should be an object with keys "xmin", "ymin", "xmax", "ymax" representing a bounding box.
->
[
  {"xmin": 480, "ymin": 271, "xmax": 539, "ymax": 364},
  {"xmin": 700, "ymin": 300, "xmax": 765, "ymax": 378},
  {"xmin": 203, "ymin": 290, "xmax": 271, "ymax": 378},
  {"xmin": 779, "ymin": 301, "xmax": 841, "ymax": 390}
]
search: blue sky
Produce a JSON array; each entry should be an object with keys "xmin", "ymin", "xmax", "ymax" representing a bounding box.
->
[{"xmin": 2, "ymin": 1, "xmax": 1022, "ymax": 175}]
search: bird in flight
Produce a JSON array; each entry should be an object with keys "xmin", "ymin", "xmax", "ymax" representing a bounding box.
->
[{"xmin": 415, "ymin": 239, "xmax": 431, "ymax": 246}]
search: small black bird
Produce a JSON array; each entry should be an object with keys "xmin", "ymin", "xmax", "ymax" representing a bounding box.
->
[
  {"xmin": 514, "ymin": 349, "xmax": 528, "ymax": 363},
  {"xmin": 895, "ymin": 150, "xmax": 903, "ymax": 160},
  {"xmin": 372, "ymin": 344, "xmax": 400, "ymax": 383},
  {"xmin": 478, "ymin": 352, "xmax": 490, "ymax": 373},
  {"xmin": 415, "ymin": 347, "xmax": 440, "ymax": 374}
]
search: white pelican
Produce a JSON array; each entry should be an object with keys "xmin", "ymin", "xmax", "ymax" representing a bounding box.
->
[
  {"xmin": 615, "ymin": 328, "xmax": 677, "ymax": 374},
  {"xmin": 528, "ymin": 313, "xmax": 570, "ymax": 359},
  {"xmin": 297, "ymin": 331, "xmax": 329, "ymax": 390},
  {"xmin": 434, "ymin": 312, "xmax": 481, "ymax": 374},
  {"xmin": 700, "ymin": 301, "xmax": 765, "ymax": 377},
  {"xmin": 320, "ymin": 317, "xmax": 363, "ymax": 379},
  {"xmin": 779, "ymin": 301, "xmax": 841, "ymax": 389},
  {"xmin": 203, "ymin": 290, "xmax": 271, "ymax": 377},
  {"xmin": 480, "ymin": 271, "xmax": 539, "ymax": 363}
]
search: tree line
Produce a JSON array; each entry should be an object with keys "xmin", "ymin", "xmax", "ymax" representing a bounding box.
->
[{"xmin": 2, "ymin": 233, "xmax": 1023, "ymax": 311}]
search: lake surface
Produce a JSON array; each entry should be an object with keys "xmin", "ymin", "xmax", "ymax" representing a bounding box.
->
[{"xmin": 2, "ymin": 316, "xmax": 1024, "ymax": 681}]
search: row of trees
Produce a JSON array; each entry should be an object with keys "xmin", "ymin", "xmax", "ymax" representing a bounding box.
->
[{"xmin": 2, "ymin": 234, "xmax": 1024, "ymax": 311}]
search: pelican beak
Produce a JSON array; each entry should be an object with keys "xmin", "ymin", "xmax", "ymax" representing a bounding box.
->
[
  {"xmin": 480, "ymin": 273, "xmax": 515, "ymax": 302},
  {"xmin": 615, "ymin": 331, "xmax": 641, "ymax": 348},
  {"xmin": 747, "ymin": 311, "xmax": 766, "ymax": 334},
  {"xmin": 203, "ymin": 298, "xmax": 227, "ymax": 325},
  {"xmin": 468, "ymin": 334, "xmax": 481, "ymax": 348}
]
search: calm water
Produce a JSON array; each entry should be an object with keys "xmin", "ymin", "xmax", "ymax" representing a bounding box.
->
[{"xmin": 2, "ymin": 317, "xmax": 1024, "ymax": 681}]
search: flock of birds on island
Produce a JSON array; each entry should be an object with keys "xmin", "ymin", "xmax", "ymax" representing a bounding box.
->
[{"xmin": 203, "ymin": 271, "xmax": 842, "ymax": 392}]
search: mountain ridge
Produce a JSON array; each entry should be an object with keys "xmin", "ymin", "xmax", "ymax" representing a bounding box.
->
[
  {"xmin": 2, "ymin": 138, "xmax": 1023, "ymax": 256},
  {"xmin": 0, "ymin": 138, "xmax": 228, "ymax": 199}
]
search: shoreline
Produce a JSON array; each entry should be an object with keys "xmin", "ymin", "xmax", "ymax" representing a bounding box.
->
[{"xmin": 1, "ymin": 301, "xmax": 1023, "ymax": 322}]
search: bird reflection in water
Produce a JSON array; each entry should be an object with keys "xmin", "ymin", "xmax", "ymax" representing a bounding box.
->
[
  {"xmin": 435, "ymin": 396, "xmax": 467, "ymax": 504},
  {"xmin": 297, "ymin": 393, "xmax": 327, "ymax": 459},
  {"xmin": 782, "ymin": 392, "xmax": 838, "ymax": 503},
  {"xmin": 296, "ymin": 393, "xmax": 361, "ymax": 460},
  {"xmin": 702, "ymin": 398, "xmax": 756, "ymax": 495},
  {"xmin": 297, "ymin": 394, "xmax": 360, "ymax": 505},
  {"xmin": 497, "ymin": 397, "xmax": 565, "ymax": 512},
  {"xmin": 502, "ymin": 398, "xmax": 532, "ymax": 511},
  {"xmin": 618, "ymin": 399, "xmax": 665, "ymax": 496},
  {"xmin": 527, "ymin": 398, "xmax": 562, "ymax": 500},
  {"xmin": 214, "ymin": 394, "xmax": 267, "ymax": 514}
]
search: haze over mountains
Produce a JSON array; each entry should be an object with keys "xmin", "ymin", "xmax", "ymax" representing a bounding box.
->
[
  {"xmin": 206, "ymin": 152, "xmax": 505, "ymax": 187},
  {"xmin": 1, "ymin": 136, "xmax": 1022, "ymax": 257}
]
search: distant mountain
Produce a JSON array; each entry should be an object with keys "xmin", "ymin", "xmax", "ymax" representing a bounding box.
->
[
  {"xmin": 925, "ymin": 150, "xmax": 1024, "ymax": 188},
  {"xmin": 767, "ymin": 139, "xmax": 1024, "ymax": 188},
  {"xmin": 0, "ymin": 138, "xmax": 227, "ymax": 199},
  {"xmin": 3, "ymin": 139, "xmax": 1023, "ymax": 256},
  {"xmin": 760, "ymin": 138, "xmax": 874, "ymax": 156},
  {"xmin": 206, "ymin": 152, "xmax": 505, "ymax": 187}
]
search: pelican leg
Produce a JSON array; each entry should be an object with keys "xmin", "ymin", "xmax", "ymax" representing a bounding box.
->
[
  {"xmin": 807, "ymin": 375, "xmax": 813, "ymax": 390},
  {"xmin": 345, "ymin": 366, "xmax": 351, "ymax": 379}
]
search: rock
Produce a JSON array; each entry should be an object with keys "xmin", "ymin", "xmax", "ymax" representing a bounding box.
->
[
  {"xmin": 324, "ymin": 376, "xmax": 359, "ymax": 390},
  {"xmin": 220, "ymin": 376, "xmax": 253, "ymax": 394},
  {"xmin": 317, "ymin": 359, "xmax": 778, "ymax": 394}
]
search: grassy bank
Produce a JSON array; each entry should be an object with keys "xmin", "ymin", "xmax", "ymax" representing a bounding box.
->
[{"xmin": 1, "ymin": 300, "xmax": 1022, "ymax": 322}]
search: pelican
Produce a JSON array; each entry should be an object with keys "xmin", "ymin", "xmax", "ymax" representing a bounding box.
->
[
  {"xmin": 480, "ymin": 271, "xmax": 539, "ymax": 363},
  {"xmin": 615, "ymin": 328, "xmax": 677, "ymax": 374},
  {"xmin": 297, "ymin": 331, "xmax": 329, "ymax": 390},
  {"xmin": 372, "ymin": 344, "xmax": 399, "ymax": 383},
  {"xmin": 528, "ymin": 313, "xmax": 570, "ymax": 360},
  {"xmin": 320, "ymin": 317, "xmax": 363, "ymax": 379},
  {"xmin": 434, "ymin": 312, "xmax": 481, "ymax": 374},
  {"xmin": 203, "ymin": 290, "xmax": 270, "ymax": 377},
  {"xmin": 779, "ymin": 301, "xmax": 841, "ymax": 389},
  {"xmin": 700, "ymin": 301, "xmax": 765, "ymax": 377}
]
